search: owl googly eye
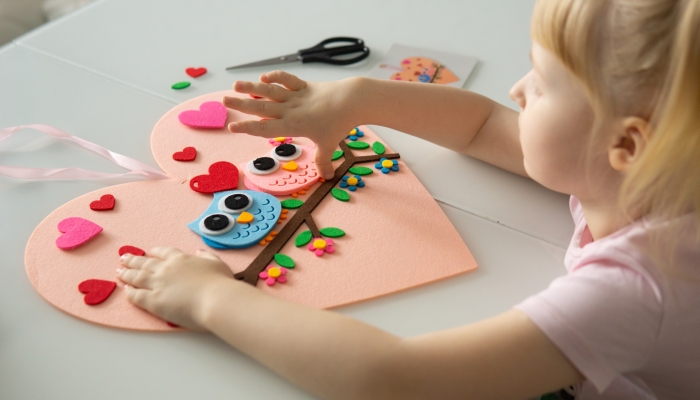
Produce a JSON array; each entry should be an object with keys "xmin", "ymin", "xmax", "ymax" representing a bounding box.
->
[
  {"xmin": 199, "ymin": 213, "xmax": 235, "ymax": 236},
  {"xmin": 271, "ymin": 144, "xmax": 302, "ymax": 161},
  {"xmin": 218, "ymin": 192, "xmax": 253, "ymax": 214},
  {"xmin": 248, "ymin": 157, "xmax": 279, "ymax": 175}
]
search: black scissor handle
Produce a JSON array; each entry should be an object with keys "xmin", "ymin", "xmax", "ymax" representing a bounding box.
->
[{"xmin": 298, "ymin": 37, "xmax": 370, "ymax": 65}]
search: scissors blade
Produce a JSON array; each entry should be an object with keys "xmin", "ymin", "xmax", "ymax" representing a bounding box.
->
[{"xmin": 226, "ymin": 52, "xmax": 301, "ymax": 70}]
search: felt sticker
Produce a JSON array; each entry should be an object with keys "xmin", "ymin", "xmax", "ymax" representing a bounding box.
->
[
  {"xmin": 295, "ymin": 230, "xmax": 313, "ymax": 247},
  {"xmin": 178, "ymin": 101, "xmax": 227, "ymax": 129},
  {"xmin": 185, "ymin": 67, "xmax": 207, "ymax": 78},
  {"xmin": 331, "ymin": 150, "xmax": 344, "ymax": 161},
  {"xmin": 348, "ymin": 166, "xmax": 373, "ymax": 176},
  {"xmin": 332, "ymin": 188, "xmax": 350, "ymax": 202},
  {"xmin": 55, "ymin": 217, "xmax": 102, "ymax": 250},
  {"xmin": 372, "ymin": 141, "xmax": 386, "ymax": 155},
  {"xmin": 190, "ymin": 161, "xmax": 239, "ymax": 194},
  {"xmin": 242, "ymin": 143, "xmax": 320, "ymax": 196},
  {"xmin": 280, "ymin": 199, "xmax": 304, "ymax": 209},
  {"xmin": 347, "ymin": 141, "xmax": 370, "ymax": 150},
  {"xmin": 320, "ymin": 227, "xmax": 345, "ymax": 238},
  {"xmin": 118, "ymin": 245, "xmax": 145, "ymax": 257},
  {"xmin": 274, "ymin": 253, "xmax": 295, "ymax": 269},
  {"xmin": 89, "ymin": 194, "xmax": 115, "ymax": 211},
  {"xmin": 172, "ymin": 147, "xmax": 197, "ymax": 162},
  {"xmin": 171, "ymin": 82, "xmax": 191, "ymax": 90},
  {"xmin": 78, "ymin": 279, "xmax": 116, "ymax": 305}
]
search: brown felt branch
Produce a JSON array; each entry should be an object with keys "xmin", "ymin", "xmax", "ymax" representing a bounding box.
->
[{"xmin": 234, "ymin": 140, "xmax": 400, "ymax": 285}]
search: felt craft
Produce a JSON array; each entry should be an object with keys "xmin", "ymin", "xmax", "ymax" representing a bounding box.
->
[
  {"xmin": 24, "ymin": 90, "xmax": 477, "ymax": 331},
  {"xmin": 389, "ymin": 57, "xmax": 459, "ymax": 84},
  {"xmin": 274, "ymin": 253, "xmax": 295, "ymax": 269},
  {"xmin": 55, "ymin": 217, "xmax": 103, "ymax": 250},
  {"xmin": 78, "ymin": 279, "xmax": 117, "ymax": 305},
  {"xmin": 319, "ymin": 227, "xmax": 345, "ymax": 238},
  {"xmin": 332, "ymin": 188, "xmax": 350, "ymax": 202},
  {"xmin": 259, "ymin": 266, "xmax": 287, "ymax": 286},
  {"xmin": 185, "ymin": 67, "xmax": 207, "ymax": 78},
  {"xmin": 348, "ymin": 166, "xmax": 373, "ymax": 176},
  {"xmin": 295, "ymin": 230, "xmax": 313, "ymax": 247},
  {"xmin": 280, "ymin": 199, "xmax": 304, "ymax": 209},
  {"xmin": 249, "ymin": 94, "xmax": 264, "ymax": 99},
  {"xmin": 178, "ymin": 101, "xmax": 227, "ymax": 129},
  {"xmin": 171, "ymin": 82, "xmax": 190, "ymax": 90},
  {"xmin": 242, "ymin": 141, "xmax": 320, "ymax": 196},
  {"xmin": 118, "ymin": 245, "xmax": 146, "ymax": 257},
  {"xmin": 346, "ymin": 141, "xmax": 370, "ymax": 150},
  {"xmin": 372, "ymin": 141, "xmax": 386, "ymax": 155},
  {"xmin": 189, "ymin": 161, "xmax": 239, "ymax": 194},
  {"xmin": 331, "ymin": 150, "xmax": 344, "ymax": 161},
  {"xmin": 89, "ymin": 194, "xmax": 115, "ymax": 211},
  {"xmin": 172, "ymin": 146, "xmax": 197, "ymax": 162}
]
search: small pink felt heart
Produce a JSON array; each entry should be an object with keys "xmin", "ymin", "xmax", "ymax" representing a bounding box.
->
[
  {"xmin": 56, "ymin": 217, "xmax": 103, "ymax": 250},
  {"xmin": 185, "ymin": 67, "xmax": 207, "ymax": 78},
  {"xmin": 178, "ymin": 101, "xmax": 227, "ymax": 129},
  {"xmin": 78, "ymin": 279, "xmax": 116, "ymax": 305}
]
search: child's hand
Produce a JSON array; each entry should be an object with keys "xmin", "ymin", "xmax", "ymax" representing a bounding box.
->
[
  {"xmin": 117, "ymin": 247, "xmax": 234, "ymax": 330},
  {"xmin": 223, "ymin": 71, "xmax": 359, "ymax": 180}
]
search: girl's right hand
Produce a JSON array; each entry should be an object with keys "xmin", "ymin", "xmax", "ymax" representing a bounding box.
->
[{"xmin": 223, "ymin": 71, "xmax": 360, "ymax": 180}]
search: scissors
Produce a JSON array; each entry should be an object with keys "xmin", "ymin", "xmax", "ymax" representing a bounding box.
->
[{"xmin": 226, "ymin": 37, "xmax": 370, "ymax": 70}]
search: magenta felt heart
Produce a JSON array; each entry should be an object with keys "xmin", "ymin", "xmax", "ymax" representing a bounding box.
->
[
  {"xmin": 56, "ymin": 217, "xmax": 102, "ymax": 250},
  {"xmin": 178, "ymin": 101, "xmax": 227, "ymax": 129}
]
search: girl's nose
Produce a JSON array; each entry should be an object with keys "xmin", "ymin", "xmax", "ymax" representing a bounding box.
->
[{"xmin": 509, "ymin": 72, "xmax": 529, "ymax": 110}]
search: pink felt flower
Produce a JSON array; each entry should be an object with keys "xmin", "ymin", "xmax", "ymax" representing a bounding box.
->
[
  {"xmin": 307, "ymin": 238, "xmax": 335, "ymax": 257},
  {"xmin": 258, "ymin": 265, "xmax": 288, "ymax": 286},
  {"xmin": 268, "ymin": 137, "xmax": 293, "ymax": 146}
]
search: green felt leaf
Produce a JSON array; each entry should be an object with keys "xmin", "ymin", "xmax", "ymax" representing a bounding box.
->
[
  {"xmin": 280, "ymin": 199, "xmax": 304, "ymax": 209},
  {"xmin": 331, "ymin": 150, "xmax": 344, "ymax": 161},
  {"xmin": 346, "ymin": 141, "xmax": 369, "ymax": 150},
  {"xmin": 331, "ymin": 188, "xmax": 350, "ymax": 202},
  {"xmin": 348, "ymin": 166, "xmax": 373, "ymax": 176},
  {"xmin": 320, "ymin": 227, "xmax": 345, "ymax": 238},
  {"xmin": 295, "ymin": 230, "xmax": 313, "ymax": 247},
  {"xmin": 274, "ymin": 253, "xmax": 295, "ymax": 269},
  {"xmin": 371, "ymin": 141, "xmax": 386, "ymax": 155},
  {"xmin": 171, "ymin": 81, "xmax": 191, "ymax": 90}
]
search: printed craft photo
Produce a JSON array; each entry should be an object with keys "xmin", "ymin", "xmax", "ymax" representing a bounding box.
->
[{"xmin": 24, "ymin": 90, "xmax": 477, "ymax": 331}]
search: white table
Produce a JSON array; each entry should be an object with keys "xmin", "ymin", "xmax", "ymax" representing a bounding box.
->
[{"xmin": 0, "ymin": 1, "xmax": 571, "ymax": 398}]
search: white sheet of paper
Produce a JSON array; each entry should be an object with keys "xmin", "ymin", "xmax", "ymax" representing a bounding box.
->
[{"xmin": 367, "ymin": 44, "xmax": 478, "ymax": 88}]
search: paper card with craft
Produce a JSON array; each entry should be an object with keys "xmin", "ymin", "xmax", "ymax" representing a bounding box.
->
[
  {"xmin": 24, "ymin": 91, "xmax": 477, "ymax": 331},
  {"xmin": 367, "ymin": 44, "xmax": 477, "ymax": 88}
]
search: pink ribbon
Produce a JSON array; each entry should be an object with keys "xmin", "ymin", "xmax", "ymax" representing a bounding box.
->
[{"xmin": 0, "ymin": 124, "xmax": 170, "ymax": 180}]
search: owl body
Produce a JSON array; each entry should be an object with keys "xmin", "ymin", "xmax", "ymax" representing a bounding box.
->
[
  {"xmin": 188, "ymin": 190, "xmax": 281, "ymax": 249},
  {"xmin": 242, "ymin": 143, "xmax": 320, "ymax": 195}
]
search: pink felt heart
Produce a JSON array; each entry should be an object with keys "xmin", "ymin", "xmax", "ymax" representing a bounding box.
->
[
  {"xmin": 56, "ymin": 217, "xmax": 103, "ymax": 250},
  {"xmin": 78, "ymin": 279, "xmax": 116, "ymax": 305},
  {"xmin": 178, "ymin": 101, "xmax": 227, "ymax": 129}
]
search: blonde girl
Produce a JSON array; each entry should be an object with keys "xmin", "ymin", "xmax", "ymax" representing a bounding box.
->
[{"xmin": 115, "ymin": 0, "xmax": 700, "ymax": 398}]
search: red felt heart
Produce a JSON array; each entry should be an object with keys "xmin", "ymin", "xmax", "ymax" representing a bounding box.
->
[
  {"xmin": 78, "ymin": 279, "xmax": 117, "ymax": 305},
  {"xmin": 190, "ymin": 161, "xmax": 239, "ymax": 194},
  {"xmin": 89, "ymin": 194, "xmax": 115, "ymax": 211},
  {"xmin": 119, "ymin": 245, "xmax": 145, "ymax": 257},
  {"xmin": 172, "ymin": 146, "xmax": 197, "ymax": 162},
  {"xmin": 185, "ymin": 67, "xmax": 207, "ymax": 78}
]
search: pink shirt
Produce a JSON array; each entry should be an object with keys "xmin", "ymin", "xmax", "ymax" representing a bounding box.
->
[{"xmin": 516, "ymin": 196, "xmax": 700, "ymax": 400}]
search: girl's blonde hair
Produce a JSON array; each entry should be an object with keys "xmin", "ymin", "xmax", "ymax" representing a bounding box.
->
[{"xmin": 531, "ymin": 0, "xmax": 700, "ymax": 257}]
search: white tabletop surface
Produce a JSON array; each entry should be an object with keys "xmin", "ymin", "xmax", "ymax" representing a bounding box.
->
[{"xmin": 0, "ymin": 1, "xmax": 572, "ymax": 399}]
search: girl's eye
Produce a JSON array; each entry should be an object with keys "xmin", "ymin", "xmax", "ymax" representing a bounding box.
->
[
  {"xmin": 219, "ymin": 192, "xmax": 253, "ymax": 214},
  {"xmin": 199, "ymin": 213, "xmax": 235, "ymax": 236},
  {"xmin": 248, "ymin": 156, "xmax": 279, "ymax": 175},
  {"xmin": 271, "ymin": 144, "xmax": 302, "ymax": 161}
]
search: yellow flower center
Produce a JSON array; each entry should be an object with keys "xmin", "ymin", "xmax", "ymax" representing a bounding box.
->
[
  {"xmin": 275, "ymin": 137, "xmax": 287, "ymax": 142},
  {"xmin": 347, "ymin": 177, "xmax": 359, "ymax": 186},
  {"xmin": 268, "ymin": 267, "xmax": 281, "ymax": 278},
  {"xmin": 350, "ymin": 128, "xmax": 357, "ymax": 135},
  {"xmin": 313, "ymin": 239, "xmax": 327, "ymax": 250},
  {"xmin": 381, "ymin": 160, "xmax": 393, "ymax": 168}
]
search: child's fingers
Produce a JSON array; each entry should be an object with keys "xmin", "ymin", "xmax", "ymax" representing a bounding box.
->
[
  {"xmin": 233, "ymin": 81, "xmax": 289, "ymax": 102},
  {"xmin": 195, "ymin": 249, "xmax": 222, "ymax": 262},
  {"xmin": 148, "ymin": 246, "xmax": 185, "ymax": 260},
  {"xmin": 222, "ymin": 96, "xmax": 284, "ymax": 119},
  {"xmin": 117, "ymin": 267, "xmax": 153, "ymax": 289},
  {"xmin": 123, "ymin": 284, "xmax": 151, "ymax": 309},
  {"xmin": 228, "ymin": 119, "xmax": 284, "ymax": 138},
  {"xmin": 314, "ymin": 145, "xmax": 337, "ymax": 180},
  {"xmin": 120, "ymin": 254, "xmax": 150, "ymax": 270},
  {"xmin": 260, "ymin": 70, "xmax": 306, "ymax": 91}
]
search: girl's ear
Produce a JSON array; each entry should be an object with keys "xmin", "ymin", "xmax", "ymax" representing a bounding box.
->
[{"xmin": 608, "ymin": 117, "xmax": 652, "ymax": 172}]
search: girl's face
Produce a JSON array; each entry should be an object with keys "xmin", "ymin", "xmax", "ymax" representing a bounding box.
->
[{"xmin": 509, "ymin": 42, "xmax": 606, "ymax": 198}]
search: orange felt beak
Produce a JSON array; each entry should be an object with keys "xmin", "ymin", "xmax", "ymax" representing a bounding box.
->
[
  {"xmin": 236, "ymin": 211, "xmax": 254, "ymax": 224},
  {"xmin": 282, "ymin": 161, "xmax": 298, "ymax": 171}
]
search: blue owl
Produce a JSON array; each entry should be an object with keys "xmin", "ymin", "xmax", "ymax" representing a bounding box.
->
[{"xmin": 188, "ymin": 190, "xmax": 281, "ymax": 249}]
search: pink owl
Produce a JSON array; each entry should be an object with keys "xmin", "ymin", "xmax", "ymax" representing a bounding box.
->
[{"xmin": 242, "ymin": 141, "xmax": 320, "ymax": 196}]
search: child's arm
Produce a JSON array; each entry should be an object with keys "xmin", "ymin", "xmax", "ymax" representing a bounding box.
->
[
  {"xmin": 223, "ymin": 72, "xmax": 526, "ymax": 179},
  {"xmin": 118, "ymin": 248, "xmax": 583, "ymax": 400}
]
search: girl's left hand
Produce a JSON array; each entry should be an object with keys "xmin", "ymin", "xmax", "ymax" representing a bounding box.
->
[{"xmin": 117, "ymin": 247, "xmax": 234, "ymax": 330}]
